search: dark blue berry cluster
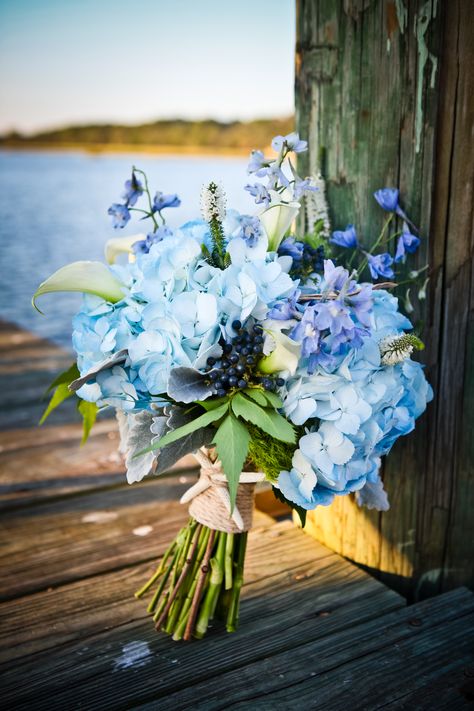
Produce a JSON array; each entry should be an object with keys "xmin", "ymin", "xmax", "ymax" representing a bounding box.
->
[
  {"xmin": 278, "ymin": 237, "xmax": 325, "ymax": 280},
  {"xmin": 204, "ymin": 320, "xmax": 285, "ymax": 398}
]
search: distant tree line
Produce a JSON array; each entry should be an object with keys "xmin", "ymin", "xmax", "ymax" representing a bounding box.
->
[{"xmin": 0, "ymin": 117, "xmax": 294, "ymax": 150}]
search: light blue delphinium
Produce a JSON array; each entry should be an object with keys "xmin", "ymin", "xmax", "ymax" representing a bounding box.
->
[
  {"xmin": 272, "ymin": 132, "xmax": 308, "ymax": 154},
  {"xmin": 245, "ymin": 182, "xmax": 271, "ymax": 206},
  {"xmin": 152, "ymin": 192, "xmax": 181, "ymax": 212},
  {"xmin": 108, "ymin": 203, "xmax": 131, "ymax": 229},
  {"xmin": 247, "ymin": 150, "xmax": 267, "ymax": 175},
  {"xmin": 132, "ymin": 226, "xmax": 174, "ymax": 255},
  {"xmin": 293, "ymin": 178, "xmax": 318, "ymax": 200},
  {"xmin": 122, "ymin": 174, "xmax": 143, "ymax": 206}
]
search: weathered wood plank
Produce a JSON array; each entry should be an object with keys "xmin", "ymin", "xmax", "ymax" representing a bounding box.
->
[
  {"xmin": 0, "ymin": 420, "xmax": 198, "ymax": 510},
  {"xmin": 0, "ymin": 522, "xmax": 327, "ymax": 664},
  {"xmin": 0, "ymin": 529, "xmax": 403, "ymax": 710},
  {"xmin": 0, "ymin": 477, "xmax": 195, "ymax": 600},
  {"xmin": 146, "ymin": 587, "xmax": 473, "ymax": 711},
  {"xmin": 296, "ymin": 0, "xmax": 474, "ymax": 598},
  {"xmin": 230, "ymin": 593, "xmax": 473, "ymax": 710},
  {"xmin": 0, "ymin": 320, "xmax": 80, "ymax": 428}
]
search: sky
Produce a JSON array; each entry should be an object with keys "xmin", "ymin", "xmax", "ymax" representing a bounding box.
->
[{"xmin": 0, "ymin": 0, "xmax": 295, "ymax": 134}]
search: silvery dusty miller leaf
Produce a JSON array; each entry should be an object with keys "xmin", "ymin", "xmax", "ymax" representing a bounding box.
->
[
  {"xmin": 166, "ymin": 367, "xmax": 215, "ymax": 404},
  {"xmin": 122, "ymin": 410, "xmax": 157, "ymax": 484},
  {"xmin": 69, "ymin": 349, "xmax": 128, "ymax": 392}
]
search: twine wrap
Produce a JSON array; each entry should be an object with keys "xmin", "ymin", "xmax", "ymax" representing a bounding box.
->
[{"xmin": 180, "ymin": 449, "xmax": 265, "ymax": 534}]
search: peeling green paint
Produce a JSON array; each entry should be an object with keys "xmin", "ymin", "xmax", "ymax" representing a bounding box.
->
[
  {"xmin": 415, "ymin": 0, "xmax": 438, "ymax": 153},
  {"xmin": 395, "ymin": 0, "xmax": 408, "ymax": 34}
]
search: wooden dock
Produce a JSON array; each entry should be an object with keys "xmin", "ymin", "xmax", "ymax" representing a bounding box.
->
[{"xmin": 1, "ymin": 321, "xmax": 473, "ymax": 709}]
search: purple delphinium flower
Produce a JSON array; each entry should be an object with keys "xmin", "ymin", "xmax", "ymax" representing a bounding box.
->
[
  {"xmin": 330, "ymin": 224, "xmax": 358, "ymax": 249},
  {"xmin": 347, "ymin": 283, "xmax": 373, "ymax": 328},
  {"xmin": 367, "ymin": 253, "xmax": 394, "ymax": 280},
  {"xmin": 291, "ymin": 306, "xmax": 321, "ymax": 357},
  {"xmin": 152, "ymin": 192, "xmax": 181, "ymax": 212},
  {"xmin": 322, "ymin": 260, "xmax": 351, "ymax": 292},
  {"xmin": 245, "ymin": 182, "xmax": 271, "ymax": 206},
  {"xmin": 121, "ymin": 174, "xmax": 143, "ymax": 207},
  {"xmin": 395, "ymin": 222, "xmax": 420, "ymax": 262},
  {"xmin": 247, "ymin": 150, "xmax": 267, "ymax": 175},
  {"xmin": 267, "ymin": 288, "xmax": 301, "ymax": 321},
  {"xmin": 313, "ymin": 300, "xmax": 355, "ymax": 339},
  {"xmin": 107, "ymin": 203, "xmax": 131, "ymax": 229}
]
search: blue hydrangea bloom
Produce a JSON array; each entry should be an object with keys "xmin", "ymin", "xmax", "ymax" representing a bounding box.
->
[{"xmin": 277, "ymin": 287, "xmax": 432, "ymax": 510}]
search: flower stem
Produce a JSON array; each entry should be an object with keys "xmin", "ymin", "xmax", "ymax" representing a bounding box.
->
[
  {"xmin": 194, "ymin": 532, "xmax": 227, "ymax": 638},
  {"xmin": 183, "ymin": 528, "xmax": 216, "ymax": 641},
  {"xmin": 225, "ymin": 533, "xmax": 234, "ymax": 590},
  {"xmin": 155, "ymin": 523, "xmax": 201, "ymax": 631},
  {"xmin": 226, "ymin": 532, "xmax": 248, "ymax": 633},
  {"xmin": 136, "ymin": 519, "xmax": 250, "ymax": 641}
]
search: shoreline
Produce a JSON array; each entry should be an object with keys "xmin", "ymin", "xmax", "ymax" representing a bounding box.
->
[{"xmin": 0, "ymin": 143, "xmax": 257, "ymax": 158}]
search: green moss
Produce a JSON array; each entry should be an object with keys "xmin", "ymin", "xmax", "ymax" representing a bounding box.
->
[{"xmin": 247, "ymin": 425, "xmax": 298, "ymax": 482}]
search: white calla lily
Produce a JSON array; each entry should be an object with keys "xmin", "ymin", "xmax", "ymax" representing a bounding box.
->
[
  {"xmin": 259, "ymin": 319, "xmax": 301, "ymax": 376},
  {"xmin": 33, "ymin": 261, "xmax": 125, "ymax": 311},
  {"xmin": 104, "ymin": 234, "xmax": 145, "ymax": 264},
  {"xmin": 259, "ymin": 191, "xmax": 300, "ymax": 252}
]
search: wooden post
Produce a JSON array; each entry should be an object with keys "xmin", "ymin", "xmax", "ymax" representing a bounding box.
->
[{"xmin": 295, "ymin": 0, "xmax": 474, "ymax": 599}]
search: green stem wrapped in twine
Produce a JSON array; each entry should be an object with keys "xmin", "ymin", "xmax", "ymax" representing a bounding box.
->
[{"xmin": 135, "ymin": 450, "xmax": 260, "ymax": 641}]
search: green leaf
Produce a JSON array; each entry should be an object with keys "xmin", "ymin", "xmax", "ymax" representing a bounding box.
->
[
  {"xmin": 77, "ymin": 400, "xmax": 98, "ymax": 445},
  {"xmin": 244, "ymin": 388, "xmax": 267, "ymax": 407},
  {"xmin": 213, "ymin": 413, "xmax": 250, "ymax": 510},
  {"xmin": 231, "ymin": 393, "xmax": 295, "ymax": 443},
  {"xmin": 39, "ymin": 383, "xmax": 74, "ymax": 425},
  {"xmin": 260, "ymin": 390, "xmax": 283, "ymax": 409},
  {"xmin": 45, "ymin": 362, "xmax": 80, "ymax": 395},
  {"xmin": 272, "ymin": 485, "xmax": 307, "ymax": 527},
  {"xmin": 196, "ymin": 396, "xmax": 229, "ymax": 411},
  {"xmin": 138, "ymin": 402, "xmax": 228, "ymax": 455}
]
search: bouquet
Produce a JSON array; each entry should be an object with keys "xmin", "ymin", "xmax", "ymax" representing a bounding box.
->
[{"xmin": 34, "ymin": 132, "xmax": 432, "ymax": 641}]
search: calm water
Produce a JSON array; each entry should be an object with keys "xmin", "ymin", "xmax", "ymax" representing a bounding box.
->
[{"xmin": 0, "ymin": 150, "xmax": 252, "ymax": 349}]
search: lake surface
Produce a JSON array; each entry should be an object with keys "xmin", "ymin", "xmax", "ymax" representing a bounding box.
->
[{"xmin": 0, "ymin": 150, "xmax": 253, "ymax": 349}]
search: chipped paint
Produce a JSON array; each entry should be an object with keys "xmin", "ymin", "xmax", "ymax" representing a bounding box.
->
[
  {"xmin": 395, "ymin": 0, "xmax": 408, "ymax": 34},
  {"xmin": 113, "ymin": 641, "xmax": 151, "ymax": 671},
  {"xmin": 414, "ymin": 0, "xmax": 439, "ymax": 153}
]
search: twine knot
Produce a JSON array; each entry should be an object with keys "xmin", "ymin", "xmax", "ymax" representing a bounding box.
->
[{"xmin": 180, "ymin": 449, "xmax": 264, "ymax": 533}]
